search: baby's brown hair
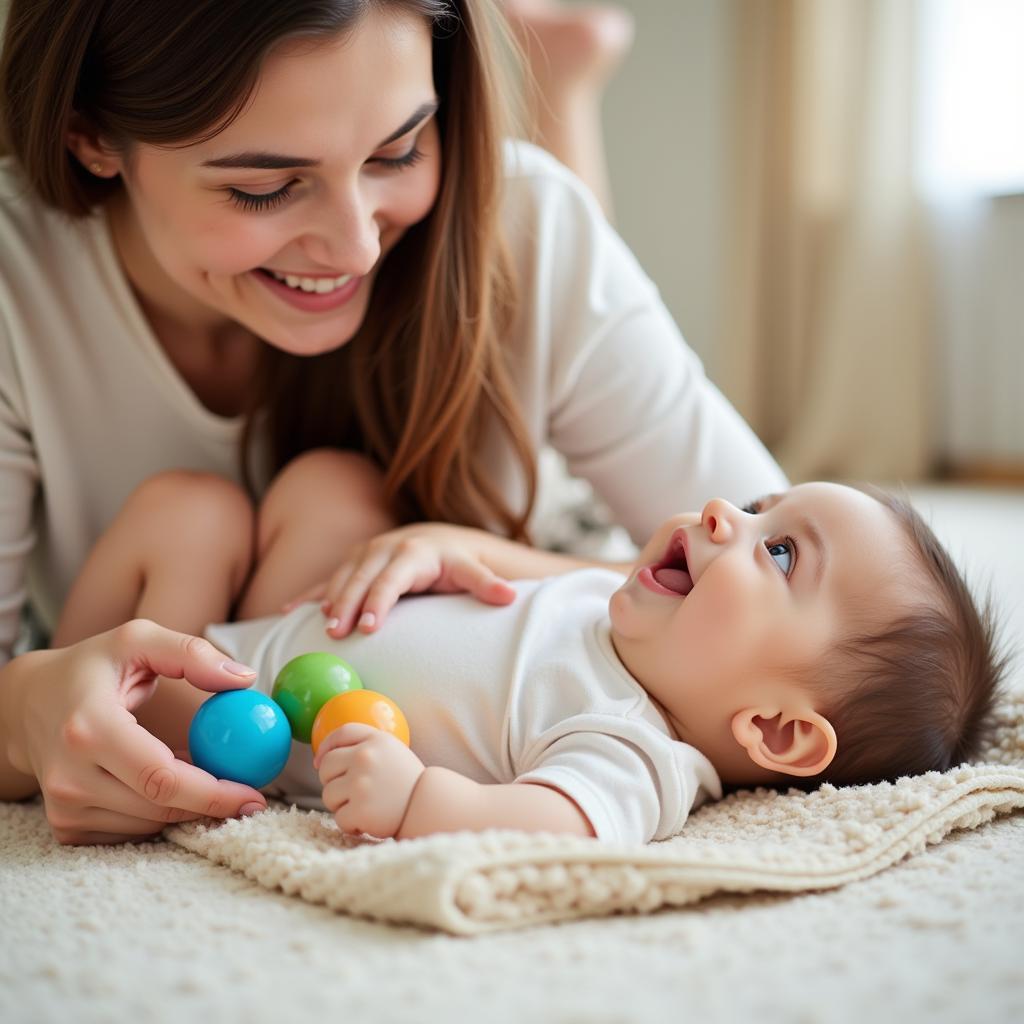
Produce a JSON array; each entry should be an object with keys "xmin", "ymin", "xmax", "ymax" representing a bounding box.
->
[{"xmin": 803, "ymin": 488, "xmax": 1007, "ymax": 789}]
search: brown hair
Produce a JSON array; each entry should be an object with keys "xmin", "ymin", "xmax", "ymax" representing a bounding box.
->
[
  {"xmin": 804, "ymin": 487, "xmax": 1008, "ymax": 789},
  {"xmin": 0, "ymin": 0, "xmax": 538, "ymax": 538}
]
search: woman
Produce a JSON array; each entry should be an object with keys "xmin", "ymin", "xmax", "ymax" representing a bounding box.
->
[{"xmin": 0, "ymin": 0, "xmax": 786, "ymax": 844}]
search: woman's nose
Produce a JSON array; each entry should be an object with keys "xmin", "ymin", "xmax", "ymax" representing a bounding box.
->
[
  {"xmin": 303, "ymin": 190, "xmax": 381, "ymax": 276},
  {"xmin": 701, "ymin": 498, "xmax": 740, "ymax": 543}
]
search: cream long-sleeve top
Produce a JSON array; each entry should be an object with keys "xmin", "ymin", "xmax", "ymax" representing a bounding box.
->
[{"xmin": 0, "ymin": 141, "xmax": 787, "ymax": 664}]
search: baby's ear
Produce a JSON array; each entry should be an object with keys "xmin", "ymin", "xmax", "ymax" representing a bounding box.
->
[{"xmin": 730, "ymin": 706, "xmax": 837, "ymax": 778}]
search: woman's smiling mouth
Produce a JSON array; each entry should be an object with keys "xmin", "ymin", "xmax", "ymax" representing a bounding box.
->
[{"xmin": 252, "ymin": 266, "xmax": 362, "ymax": 312}]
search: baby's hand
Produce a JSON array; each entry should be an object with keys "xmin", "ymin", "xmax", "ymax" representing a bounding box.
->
[
  {"xmin": 314, "ymin": 723, "xmax": 425, "ymax": 839},
  {"xmin": 283, "ymin": 523, "xmax": 516, "ymax": 638}
]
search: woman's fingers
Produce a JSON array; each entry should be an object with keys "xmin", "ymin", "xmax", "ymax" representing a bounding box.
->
[
  {"xmin": 110, "ymin": 618, "xmax": 258, "ymax": 696},
  {"xmin": 320, "ymin": 545, "xmax": 515, "ymax": 637},
  {"xmin": 348, "ymin": 556, "xmax": 434, "ymax": 634},
  {"xmin": 449, "ymin": 559, "xmax": 517, "ymax": 606},
  {"xmin": 66, "ymin": 764, "xmax": 208, "ymax": 825},
  {"xmin": 323, "ymin": 551, "xmax": 395, "ymax": 637},
  {"xmin": 49, "ymin": 809, "xmax": 199, "ymax": 846},
  {"xmin": 93, "ymin": 703, "xmax": 267, "ymax": 820}
]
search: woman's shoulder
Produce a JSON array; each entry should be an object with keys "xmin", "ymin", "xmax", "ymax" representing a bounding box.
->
[
  {"xmin": 497, "ymin": 141, "xmax": 658, "ymax": 315},
  {"xmin": 0, "ymin": 158, "xmax": 103, "ymax": 267},
  {"xmin": 502, "ymin": 138, "xmax": 583, "ymax": 189},
  {"xmin": 0, "ymin": 159, "xmax": 113, "ymax": 325},
  {"xmin": 500, "ymin": 139, "xmax": 605, "ymax": 231}
]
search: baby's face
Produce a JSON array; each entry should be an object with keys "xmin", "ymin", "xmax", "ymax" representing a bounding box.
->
[{"xmin": 608, "ymin": 483, "xmax": 913, "ymax": 757}]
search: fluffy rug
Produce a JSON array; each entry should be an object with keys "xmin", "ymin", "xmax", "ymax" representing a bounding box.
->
[
  {"xmin": 3, "ymin": 482, "xmax": 1023, "ymax": 1022},
  {"xmin": 158, "ymin": 695, "xmax": 1024, "ymax": 934}
]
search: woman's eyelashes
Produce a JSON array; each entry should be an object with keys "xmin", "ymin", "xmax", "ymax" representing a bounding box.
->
[
  {"xmin": 369, "ymin": 145, "xmax": 424, "ymax": 171},
  {"xmin": 741, "ymin": 499, "xmax": 796, "ymax": 577},
  {"xmin": 226, "ymin": 145, "xmax": 425, "ymax": 213},
  {"xmin": 228, "ymin": 182, "xmax": 295, "ymax": 212}
]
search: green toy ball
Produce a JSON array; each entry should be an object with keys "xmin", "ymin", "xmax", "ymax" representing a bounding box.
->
[{"xmin": 271, "ymin": 652, "xmax": 363, "ymax": 743}]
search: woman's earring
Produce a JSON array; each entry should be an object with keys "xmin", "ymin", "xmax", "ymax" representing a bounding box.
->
[{"xmin": 90, "ymin": 162, "xmax": 104, "ymax": 175}]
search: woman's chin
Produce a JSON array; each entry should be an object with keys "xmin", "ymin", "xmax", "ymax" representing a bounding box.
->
[{"xmin": 243, "ymin": 314, "xmax": 363, "ymax": 358}]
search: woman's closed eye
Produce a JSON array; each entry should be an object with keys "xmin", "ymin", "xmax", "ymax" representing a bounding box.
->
[
  {"xmin": 368, "ymin": 145, "xmax": 424, "ymax": 171},
  {"xmin": 228, "ymin": 182, "xmax": 296, "ymax": 212},
  {"xmin": 225, "ymin": 143, "xmax": 424, "ymax": 213}
]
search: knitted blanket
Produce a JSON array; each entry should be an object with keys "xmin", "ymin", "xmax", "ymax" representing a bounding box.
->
[{"xmin": 164, "ymin": 693, "xmax": 1024, "ymax": 935}]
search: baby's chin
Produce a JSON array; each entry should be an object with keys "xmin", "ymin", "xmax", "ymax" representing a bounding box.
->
[{"xmin": 607, "ymin": 586, "xmax": 641, "ymax": 642}]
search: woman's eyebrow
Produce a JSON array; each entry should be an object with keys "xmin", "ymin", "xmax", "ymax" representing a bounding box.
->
[
  {"xmin": 200, "ymin": 99, "xmax": 440, "ymax": 170},
  {"xmin": 375, "ymin": 98, "xmax": 439, "ymax": 148}
]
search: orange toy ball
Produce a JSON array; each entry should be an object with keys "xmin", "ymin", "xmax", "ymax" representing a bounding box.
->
[{"xmin": 311, "ymin": 689, "xmax": 410, "ymax": 754}]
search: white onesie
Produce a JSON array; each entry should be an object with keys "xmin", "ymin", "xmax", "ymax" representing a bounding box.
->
[{"xmin": 206, "ymin": 569, "xmax": 721, "ymax": 845}]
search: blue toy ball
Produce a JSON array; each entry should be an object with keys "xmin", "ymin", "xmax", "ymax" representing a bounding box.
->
[{"xmin": 188, "ymin": 689, "xmax": 292, "ymax": 789}]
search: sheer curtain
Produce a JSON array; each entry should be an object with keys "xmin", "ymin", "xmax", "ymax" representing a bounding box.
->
[
  {"xmin": 717, "ymin": 0, "xmax": 931, "ymax": 482},
  {"xmin": 917, "ymin": 0, "xmax": 1024, "ymax": 474}
]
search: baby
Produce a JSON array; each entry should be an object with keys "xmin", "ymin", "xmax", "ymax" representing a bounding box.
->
[{"xmin": 53, "ymin": 453, "xmax": 1004, "ymax": 845}]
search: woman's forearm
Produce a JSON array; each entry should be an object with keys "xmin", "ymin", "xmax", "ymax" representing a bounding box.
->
[
  {"xmin": 0, "ymin": 656, "xmax": 41, "ymax": 800},
  {"xmin": 470, "ymin": 528, "xmax": 631, "ymax": 581}
]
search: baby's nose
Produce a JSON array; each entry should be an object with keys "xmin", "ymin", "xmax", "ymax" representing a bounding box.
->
[{"xmin": 701, "ymin": 498, "xmax": 739, "ymax": 542}]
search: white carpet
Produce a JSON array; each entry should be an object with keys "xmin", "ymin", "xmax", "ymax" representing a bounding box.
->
[{"xmin": 2, "ymin": 484, "xmax": 1023, "ymax": 1023}]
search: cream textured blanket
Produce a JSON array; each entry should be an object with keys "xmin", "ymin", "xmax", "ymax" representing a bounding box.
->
[{"xmin": 163, "ymin": 694, "xmax": 1024, "ymax": 935}]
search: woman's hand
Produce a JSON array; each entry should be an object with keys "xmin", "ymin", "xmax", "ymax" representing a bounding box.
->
[
  {"xmin": 283, "ymin": 523, "xmax": 518, "ymax": 638},
  {"xmin": 314, "ymin": 723, "xmax": 425, "ymax": 839},
  {"xmin": 1, "ymin": 619, "xmax": 268, "ymax": 845}
]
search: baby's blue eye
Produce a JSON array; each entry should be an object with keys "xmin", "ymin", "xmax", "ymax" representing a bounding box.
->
[{"xmin": 767, "ymin": 540, "xmax": 794, "ymax": 576}]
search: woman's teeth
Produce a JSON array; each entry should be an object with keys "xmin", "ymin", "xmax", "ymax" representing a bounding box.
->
[{"xmin": 266, "ymin": 269, "xmax": 353, "ymax": 294}]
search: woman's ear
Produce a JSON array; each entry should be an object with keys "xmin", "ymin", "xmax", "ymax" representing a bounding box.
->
[
  {"xmin": 730, "ymin": 706, "xmax": 837, "ymax": 778},
  {"xmin": 66, "ymin": 115, "xmax": 122, "ymax": 178}
]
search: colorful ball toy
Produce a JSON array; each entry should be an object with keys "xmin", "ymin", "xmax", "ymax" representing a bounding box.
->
[
  {"xmin": 271, "ymin": 652, "xmax": 363, "ymax": 743},
  {"xmin": 188, "ymin": 653, "xmax": 407, "ymax": 788},
  {"xmin": 311, "ymin": 690, "xmax": 411, "ymax": 755},
  {"xmin": 188, "ymin": 689, "xmax": 292, "ymax": 789}
]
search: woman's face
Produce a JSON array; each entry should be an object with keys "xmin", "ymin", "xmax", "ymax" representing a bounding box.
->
[{"xmin": 101, "ymin": 7, "xmax": 441, "ymax": 356}]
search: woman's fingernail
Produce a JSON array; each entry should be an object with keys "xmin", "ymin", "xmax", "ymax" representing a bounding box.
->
[
  {"xmin": 358, "ymin": 612, "xmax": 376, "ymax": 630},
  {"xmin": 222, "ymin": 659, "xmax": 257, "ymax": 677},
  {"xmin": 326, "ymin": 617, "xmax": 340, "ymax": 632},
  {"xmin": 239, "ymin": 802, "xmax": 264, "ymax": 817}
]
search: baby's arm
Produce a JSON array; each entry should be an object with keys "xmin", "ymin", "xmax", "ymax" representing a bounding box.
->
[
  {"xmin": 314, "ymin": 724, "xmax": 595, "ymax": 840},
  {"xmin": 399, "ymin": 766, "xmax": 596, "ymax": 840}
]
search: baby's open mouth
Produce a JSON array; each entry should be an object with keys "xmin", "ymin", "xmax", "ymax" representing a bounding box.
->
[{"xmin": 651, "ymin": 531, "xmax": 694, "ymax": 596}]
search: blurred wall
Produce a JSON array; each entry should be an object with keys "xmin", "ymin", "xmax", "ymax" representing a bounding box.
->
[{"xmin": 601, "ymin": 0, "xmax": 733, "ymax": 365}]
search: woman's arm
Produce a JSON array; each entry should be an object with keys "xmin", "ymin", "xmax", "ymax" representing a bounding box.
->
[
  {"xmin": 504, "ymin": 144, "xmax": 788, "ymax": 544},
  {"xmin": 285, "ymin": 521, "xmax": 633, "ymax": 639},
  {"xmin": 0, "ymin": 661, "xmax": 39, "ymax": 800}
]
